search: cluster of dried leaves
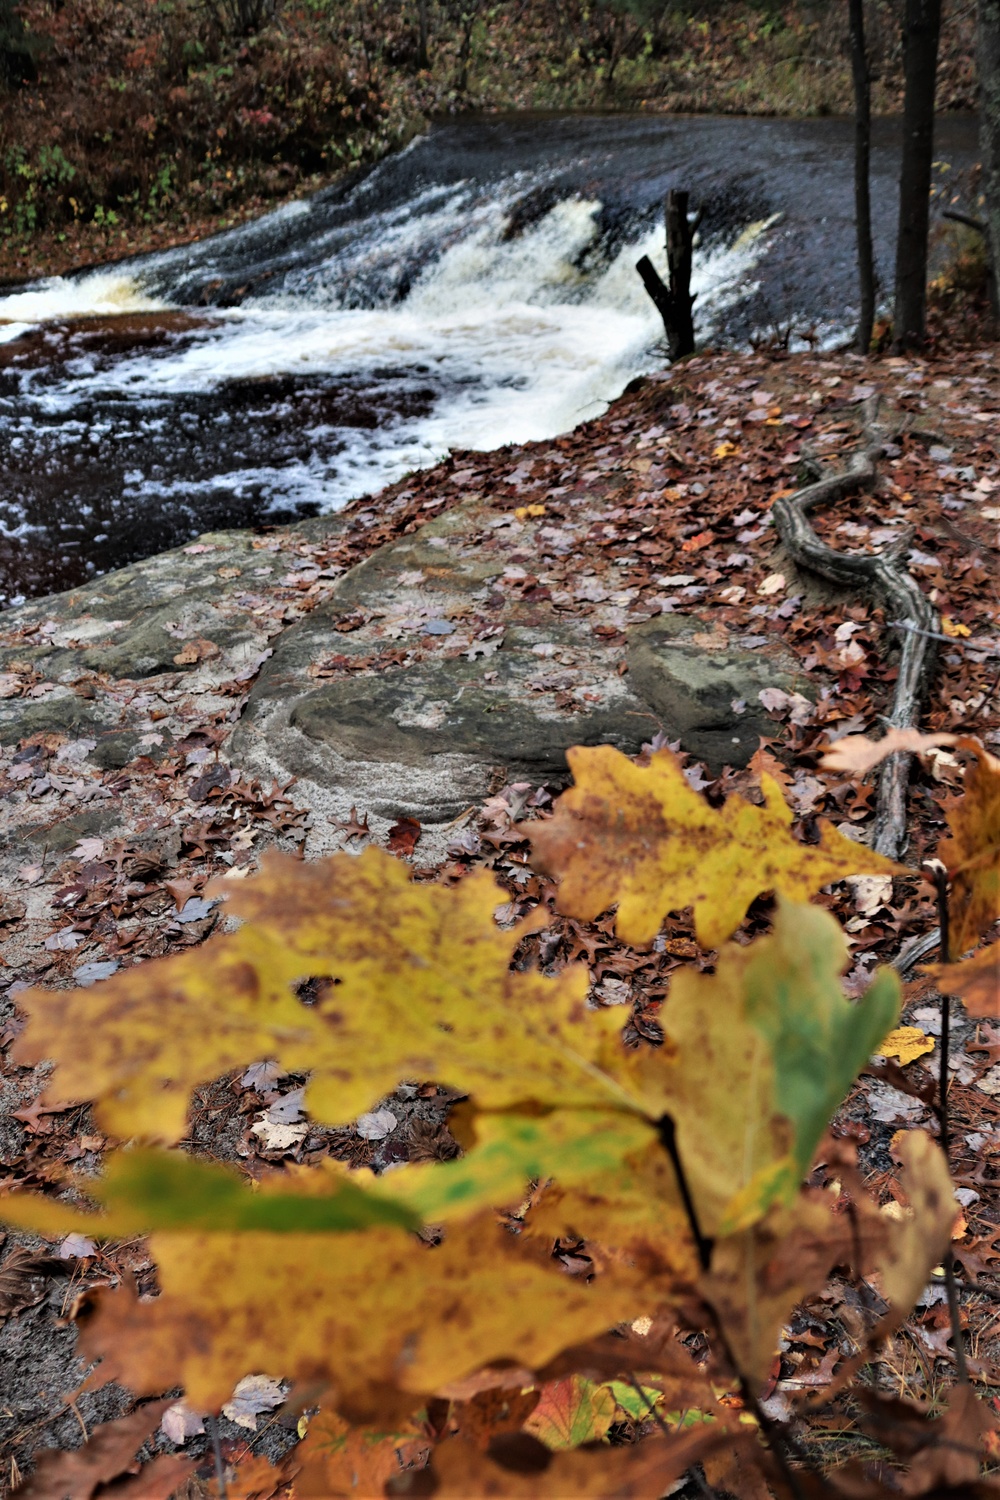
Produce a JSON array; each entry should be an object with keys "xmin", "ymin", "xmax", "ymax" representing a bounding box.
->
[
  {"xmin": 0, "ymin": 727, "xmax": 996, "ymax": 1498},
  {"xmin": 0, "ymin": 345, "xmax": 998, "ymax": 1493}
]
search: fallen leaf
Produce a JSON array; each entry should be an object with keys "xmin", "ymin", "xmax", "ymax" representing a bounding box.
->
[
  {"xmin": 820, "ymin": 729, "xmax": 959, "ymax": 775},
  {"xmin": 523, "ymin": 1376, "xmax": 616, "ymax": 1450},
  {"xmin": 941, "ymin": 616, "xmax": 971, "ymax": 639},
  {"xmin": 0, "ymin": 1245, "xmax": 62, "ymax": 1319},
  {"xmin": 160, "ymin": 1400, "xmax": 204, "ymax": 1445},
  {"xmin": 387, "ymin": 817, "xmax": 422, "ymax": 856},
  {"xmin": 222, "ymin": 1373, "xmax": 287, "ymax": 1431},
  {"xmin": 876, "ymin": 1026, "xmax": 935, "ymax": 1065},
  {"xmin": 529, "ymin": 745, "xmax": 899, "ymax": 948},
  {"xmin": 172, "ymin": 636, "xmax": 220, "ymax": 666}
]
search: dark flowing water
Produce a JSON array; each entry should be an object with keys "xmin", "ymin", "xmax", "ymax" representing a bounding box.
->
[{"xmin": 0, "ymin": 112, "xmax": 980, "ymax": 606}]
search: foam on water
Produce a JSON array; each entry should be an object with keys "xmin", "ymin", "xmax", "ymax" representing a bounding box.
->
[
  {"xmin": 0, "ymin": 270, "xmax": 165, "ymax": 324},
  {"xmin": 1, "ymin": 192, "xmax": 772, "ymax": 513}
]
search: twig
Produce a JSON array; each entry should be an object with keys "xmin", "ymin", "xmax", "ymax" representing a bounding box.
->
[
  {"xmin": 772, "ymin": 408, "xmax": 939, "ymax": 858},
  {"xmin": 925, "ymin": 858, "xmax": 970, "ymax": 1385},
  {"xmin": 207, "ymin": 1414, "xmax": 228, "ymax": 1499},
  {"xmin": 624, "ymin": 1373, "xmax": 718, "ymax": 1500},
  {"xmin": 942, "ymin": 208, "xmax": 986, "ymax": 234},
  {"xmin": 657, "ymin": 1114, "xmax": 821, "ymax": 1499}
]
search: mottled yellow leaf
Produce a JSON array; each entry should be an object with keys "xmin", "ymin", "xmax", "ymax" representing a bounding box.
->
[
  {"xmin": 13, "ymin": 850, "xmax": 621, "ymax": 1141},
  {"xmin": 76, "ymin": 1214, "xmax": 652, "ymax": 1412},
  {"xmin": 876, "ymin": 1026, "xmax": 935, "ymax": 1065},
  {"xmin": 530, "ymin": 745, "xmax": 899, "ymax": 948}
]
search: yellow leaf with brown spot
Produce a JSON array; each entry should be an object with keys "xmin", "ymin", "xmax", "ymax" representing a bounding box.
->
[
  {"xmin": 876, "ymin": 1026, "xmax": 935, "ymax": 1065},
  {"xmin": 941, "ymin": 616, "xmax": 971, "ymax": 638},
  {"xmin": 76, "ymin": 1214, "xmax": 653, "ymax": 1412},
  {"xmin": 939, "ymin": 740, "xmax": 1000, "ymax": 954},
  {"xmin": 929, "ymin": 941, "xmax": 1000, "ymax": 1017},
  {"xmin": 13, "ymin": 850, "xmax": 620, "ymax": 1141},
  {"xmin": 529, "ymin": 745, "xmax": 899, "ymax": 948}
]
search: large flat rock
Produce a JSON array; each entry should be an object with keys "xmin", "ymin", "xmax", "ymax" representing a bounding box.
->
[{"xmin": 232, "ymin": 495, "xmax": 808, "ymax": 821}]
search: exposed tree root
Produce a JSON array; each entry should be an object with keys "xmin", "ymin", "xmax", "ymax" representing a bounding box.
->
[{"xmin": 772, "ymin": 416, "xmax": 939, "ymax": 858}]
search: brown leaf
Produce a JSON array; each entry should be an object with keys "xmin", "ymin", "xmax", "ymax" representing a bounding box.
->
[
  {"xmin": 928, "ymin": 941, "xmax": 1000, "ymax": 1017},
  {"xmin": 415, "ymin": 1427, "xmax": 731, "ymax": 1498},
  {"xmin": 387, "ymin": 817, "xmax": 421, "ymax": 856},
  {"xmin": 898, "ymin": 1384, "xmax": 998, "ymax": 1495},
  {"xmin": 172, "ymin": 636, "xmax": 221, "ymax": 666},
  {"xmin": 15, "ymin": 1401, "xmax": 173, "ymax": 1499},
  {"xmin": 939, "ymin": 739, "xmax": 1000, "ymax": 954},
  {"xmin": 0, "ymin": 1244, "xmax": 63, "ymax": 1320},
  {"xmin": 820, "ymin": 729, "xmax": 959, "ymax": 775}
]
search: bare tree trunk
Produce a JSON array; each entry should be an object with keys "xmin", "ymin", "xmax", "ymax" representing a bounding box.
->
[
  {"xmin": 418, "ymin": 0, "xmax": 430, "ymax": 68},
  {"xmin": 893, "ymin": 0, "xmax": 942, "ymax": 348},
  {"xmin": 979, "ymin": 0, "xmax": 1000, "ymax": 318},
  {"xmin": 635, "ymin": 189, "xmax": 697, "ymax": 360},
  {"xmin": 849, "ymin": 0, "xmax": 876, "ymax": 353}
]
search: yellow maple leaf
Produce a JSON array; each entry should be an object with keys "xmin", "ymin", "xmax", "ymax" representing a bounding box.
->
[
  {"xmin": 876, "ymin": 1025, "xmax": 935, "ymax": 1065},
  {"xmin": 941, "ymin": 616, "xmax": 971, "ymax": 638},
  {"xmin": 13, "ymin": 851, "xmax": 620, "ymax": 1141},
  {"xmin": 529, "ymin": 745, "xmax": 900, "ymax": 948},
  {"xmin": 938, "ymin": 739, "xmax": 1000, "ymax": 955}
]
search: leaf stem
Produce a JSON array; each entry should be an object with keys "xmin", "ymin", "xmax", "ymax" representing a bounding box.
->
[
  {"xmin": 655, "ymin": 1115, "xmax": 714, "ymax": 1272},
  {"xmin": 926, "ymin": 858, "xmax": 970, "ymax": 1385},
  {"xmin": 657, "ymin": 1114, "xmax": 823, "ymax": 1498},
  {"xmin": 207, "ymin": 1414, "xmax": 228, "ymax": 1499}
]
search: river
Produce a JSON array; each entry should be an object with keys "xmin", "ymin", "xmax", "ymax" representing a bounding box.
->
[{"xmin": 0, "ymin": 111, "xmax": 980, "ymax": 606}]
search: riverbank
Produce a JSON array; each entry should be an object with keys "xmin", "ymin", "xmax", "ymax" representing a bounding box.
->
[
  {"xmin": 1, "ymin": 0, "xmax": 979, "ymax": 284},
  {"xmin": 0, "ymin": 341, "xmax": 998, "ymax": 1485}
]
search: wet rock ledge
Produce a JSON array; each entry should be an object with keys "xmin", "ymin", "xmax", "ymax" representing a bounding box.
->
[{"xmin": 0, "ymin": 373, "xmax": 822, "ymax": 882}]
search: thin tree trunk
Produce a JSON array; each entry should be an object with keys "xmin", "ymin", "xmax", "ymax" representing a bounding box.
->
[
  {"xmin": 849, "ymin": 0, "xmax": 876, "ymax": 354},
  {"xmin": 979, "ymin": 0, "xmax": 1000, "ymax": 318},
  {"xmin": 418, "ymin": 0, "xmax": 429, "ymax": 68},
  {"xmin": 894, "ymin": 0, "xmax": 942, "ymax": 348}
]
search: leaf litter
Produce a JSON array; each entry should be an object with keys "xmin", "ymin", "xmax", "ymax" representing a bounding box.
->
[{"xmin": 0, "ymin": 344, "xmax": 998, "ymax": 1491}]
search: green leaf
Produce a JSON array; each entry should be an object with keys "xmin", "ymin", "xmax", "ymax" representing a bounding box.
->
[{"xmin": 0, "ymin": 1148, "xmax": 422, "ymax": 1239}]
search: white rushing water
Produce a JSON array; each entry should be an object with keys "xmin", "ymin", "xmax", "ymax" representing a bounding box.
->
[{"xmin": 0, "ymin": 185, "xmax": 772, "ymax": 515}]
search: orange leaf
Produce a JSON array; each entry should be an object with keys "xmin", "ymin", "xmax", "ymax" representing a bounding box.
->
[
  {"xmin": 938, "ymin": 739, "xmax": 1000, "ymax": 954},
  {"xmin": 928, "ymin": 941, "xmax": 1000, "ymax": 1017}
]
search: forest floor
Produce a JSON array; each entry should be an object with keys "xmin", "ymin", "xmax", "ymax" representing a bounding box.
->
[
  {"xmin": 0, "ymin": 0, "xmax": 981, "ymax": 285},
  {"xmin": 0, "ymin": 336, "xmax": 998, "ymax": 1494}
]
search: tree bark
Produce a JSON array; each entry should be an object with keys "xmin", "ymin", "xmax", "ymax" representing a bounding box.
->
[
  {"xmin": 635, "ymin": 189, "xmax": 696, "ymax": 360},
  {"xmin": 418, "ymin": 0, "xmax": 430, "ymax": 69},
  {"xmin": 849, "ymin": 0, "xmax": 876, "ymax": 354},
  {"xmin": 894, "ymin": 0, "xmax": 942, "ymax": 348},
  {"xmin": 979, "ymin": 0, "xmax": 1000, "ymax": 318}
]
